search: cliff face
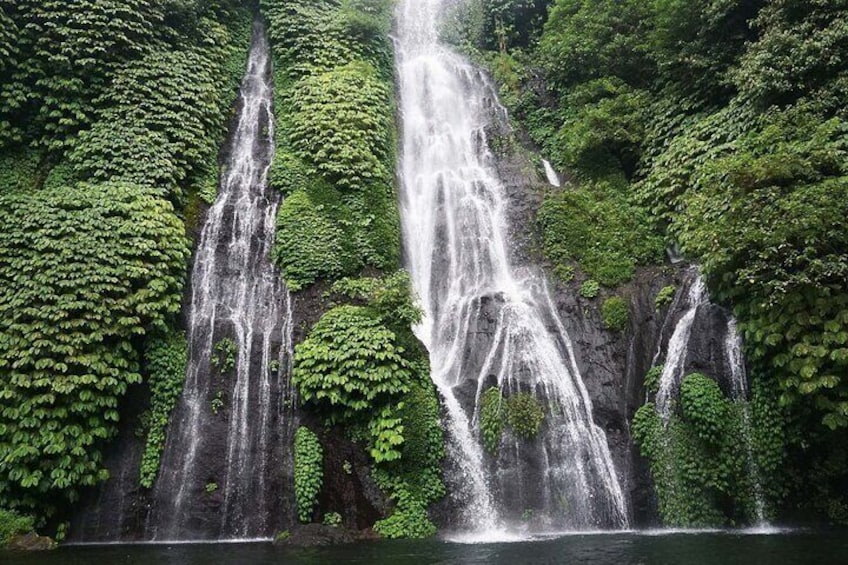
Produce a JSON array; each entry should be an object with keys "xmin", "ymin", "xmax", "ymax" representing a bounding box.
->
[{"xmin": 489, "ymin": 131, "xmax": 743, "ymax": 527}]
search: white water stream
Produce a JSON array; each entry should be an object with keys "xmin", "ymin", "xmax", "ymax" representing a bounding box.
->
[
  {"xmin": 150, "ymin": 23, "xmax": 294, "ymax": 540},
  {"xmin": 395, "ymin": 0, "xmax": 628, "ymax": 533}
]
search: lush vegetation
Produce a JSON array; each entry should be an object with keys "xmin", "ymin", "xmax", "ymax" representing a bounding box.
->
[
  {"xmin": 460, "ymin": 0, "xmax": 848, "ymax": 524},
  {"xmin": 601, "ymin": 297, "xmax": 630, "ymax": 332},
  {"xmin": 294, "ymin": 427, "xmax": 323, "ymax": 524},
  {"xmin": 291, "ymin": 273, "xmax": 446, "ymax": 537},
  {"xmin": 479, "ymin": 387, "xmax": 547, "ymax": 450},
  {"xmin": 0, "ymin": 508, "xmax": 34, "ymax": 547},
  {"xmin": 263, "ymin": 0, "xmax": 400, "ymax": 291},
  {"xmin": 139, "ymin": 330, "xmax": 188, "ymax": 489},
  {"xmin": 634, "ymin": 372, "xmax": 784, "ymax": 526},
  {"xmin": 0, "ymin": 0, "xmax": 251, "ymax": 525}
]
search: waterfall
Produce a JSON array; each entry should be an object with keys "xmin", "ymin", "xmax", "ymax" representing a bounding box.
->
[
  {"xmin": 542, "ymin": 160, "xmax": 561, "ymax": 187},
  {"xmin": 395, "ymin": 0, "xmax": 628, "ymax": 533},
  {"xmin": 147, "ymin": 22, "xmax": 295, "ymax": 541},
  {"xmin": 655, "ymin": 275, "xmax": 708, "ymax": 421},
  {"xmin": 725, "ymin": 320, "xmax": 768, "ymax": 524},
  {"xmin": 653, "ymin": 269, "xmax": 768, "ymax": 524}
]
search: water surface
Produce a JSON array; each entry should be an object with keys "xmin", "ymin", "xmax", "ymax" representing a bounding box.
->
[{"xmin": 4, "ymin": 530, "xmax": 844, "ymax": 565}]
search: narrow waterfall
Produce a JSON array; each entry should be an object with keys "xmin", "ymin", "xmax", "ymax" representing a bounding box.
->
[
  {"xmin": 653, "ymin": 270, "xmax": 767, "ymax": 523},
  {"xmin": 147, "ymin": 22, "xmax": 295, "ymax": 541},
  {"xmin": 395, "ymin": 0, "xmax": 628, "ymax": 533},
  {"xmin": 656, "ymin": 275, "xmax": 708, "ymax": 420},
  {"xmin": 542, "ymin": 160, "xmax": 562, "ymax": 188}
]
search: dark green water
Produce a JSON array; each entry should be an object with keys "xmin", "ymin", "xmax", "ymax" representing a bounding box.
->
[{"xmin": 2, "ymin": 530, "xmax": 845, "ymax": 565}]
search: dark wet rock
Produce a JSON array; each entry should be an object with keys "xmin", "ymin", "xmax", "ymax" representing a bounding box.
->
[
  {"xmin": 5, "ymin": 533, "xmax": 57, "ymax": 552},
  {"xmin": 273, "ymin": 524, "xmax": 380, "ymax": 547}
]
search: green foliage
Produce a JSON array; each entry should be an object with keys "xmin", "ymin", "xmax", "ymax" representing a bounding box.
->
[
  {"xmin": 480, "ymin": 387, "xmax": 504, "ymax": 453},
  {"xmin": 294, "ymin": 427, "xmax": 323, "ymax": 524},
  {"xmin": 601, "ymin": 296, "xmax": 630, "ymax": 332},
  {"xmin": 539, "ymin": 181, "xmax": 665, "ymax": 288},
  {"xmin": 211, "ymin": 391, "xmax": 224, "ymax": 416},
  {"xmin": 205, "ymin": 482, "xmax": 218, "ymax": 494},
  {"xmin": 505, "ymin": 393, "xmax": 545, "ymax": 439},
  {"xmin": 554, "ymin": 78, "xmax": 651, "ymax": 178},
  {"xmin": 289, "ymin": 61, "xmax": 393, "ymax": 192},
  {"xmin": 634, "ymin": 373, "xmax": 780, "ymax": 526},
  {"xmin": 540, "ymin": 0, "xmax": 655, "ymax": 90},
  {"xmin": 655, "ymin": 286, "xmax": 676, "ymax": 310},
  {"xmin": 323, "ymin": 511, "xmax": 342, "ymax": 527},
  {"xmin": 139, "ymin": 330, "xmax": 188, "ymax": 489},
  {"xmin": 645, "ymin": 365, "xmax": 664, "ymax": 396},
  {"xmin": 680, "ymin": 374, "xmax": 731, "ymax": 446},
  {"xmin": 330, "ymin": 271, "xmax": 423, "ymax": 332},
  {"xmin": 266, "ymin": 0, "xmax": 400, "ymax": 291},
  {"xmin": 0, "ymin": 508, "xmax": 34, "ymax": 547},
  {"xmin": 372, "ymin": 383, "xmax": 445, "ymax": 539},
  {"xmin": 0, "ymin": 182, "xmax": 189, "ymax": 515},
  {"xmin": 212, "ymin": 338, "xmax": 237, "ymax": 374},
  {"xmin": 273, "ymin": 184, "xmax": 356, "ymax": 290},
  {"xmin": 579, "ymin": 280, "xmax": 600, "ymax": 299},
  {"xmin": 293, "ymin": 305, "xmax": 413, "ymax": 422},
  {"xmin": 733, "ymin": 1, "xmax": 848, "ymax": 109}
]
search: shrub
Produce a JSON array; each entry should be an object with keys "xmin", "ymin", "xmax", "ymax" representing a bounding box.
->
[
  {"xmin": 294, "ymin": 427, "xmax": 323, "ymax": 523},
  {"xmin": 655, "ymin": 286, "xmax": 676, "ymax": 309},
  {"xmin": 505, "ymin": 393, "xmax": 545, "ymax": 440},
  {"xmin": 539, "ymin": 181, "xmax": 665, "ymax": 288},
  {"xmin": 293, "ymin": 305, "xmax": 413, "ymax": 422},
  {"xmin": 0, "ymin": 182, "xmax": 188, "ymax": 514},
  {"xmin": 323, "ymin": 512, "xmax": 342, "ymax": 527},
  {"xmin": 580, "ymin": 279, "xmax": 600, "ymax": 299},
  {"xmin": 0, "ymin": 508, "xmax": 34, "ymax": 547},
  {"xmin": 601, "ymin": 296, "xmax": 630, "ymax": 332}
]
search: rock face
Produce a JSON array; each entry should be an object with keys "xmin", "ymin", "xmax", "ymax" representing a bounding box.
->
[
  {"xmin": 489, "ymin": 130, "xmax": 743, "ymax": 528},
  {"xmin": 5, "ymin": 533, "xmax": 57, "ymax": 552}
]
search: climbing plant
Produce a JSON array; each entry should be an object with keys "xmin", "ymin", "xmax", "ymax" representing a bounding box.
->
[
  {"xmin": 139, "ymin": 330, "xmax": 188, "ymax": 489},
  {"xmin": 294, "ymin": 427, "xmax": 323, "ymax": 523},
  {"xmin": 0, "ymin": 182, "xmax": 189, "ymax": 515}
]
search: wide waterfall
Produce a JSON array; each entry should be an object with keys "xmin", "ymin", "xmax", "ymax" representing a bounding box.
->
[
  {"xmin": 147, "ymin": 22, "xmax": 294, "ymax": 541},
  {"xmin": 395, "ymin": 0, "xmax": 629, "ymax": 533}
]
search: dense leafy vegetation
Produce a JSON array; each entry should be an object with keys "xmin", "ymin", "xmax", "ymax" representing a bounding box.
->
[
  {"xmin": 294, "ymin": 427, "xmax": 323, "ymax": 524},
  {"xmin": 601, "ymin": 297, "xmax": 630, "ymax": 332},
  {"xmin": 0, "ymin": 508, "xmax": 34, "ymax": 547},
  {"xmin": 291, "ymin": 274, "xmax": 445, "ymax": 537},
  {"xmin": 0, "ymin": 0, "xmax": 250, "ymax": 523},
  {"xmin": 264, "ymin": 0, "xmax": 400, "ymax": 291},
  {"xmin": 139, "ymin": 330, "xmax": 188, "ymax": 489},
  {"xmin": 463, "ymin": 0, "xmax": 848, "ymax": 524},
  {"xmin": 634, "ymin": 373, "xmax": 779, "ymax": 526}
]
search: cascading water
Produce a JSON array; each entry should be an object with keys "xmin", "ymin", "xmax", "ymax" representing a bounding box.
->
[
  {"xmin": 652, "ymin": 269, "xmax": 768, "ymax": 523},
  {"xmin": 395, "ymin": 0, "xmax": 629, "ymax": 534},
  {"xmin": 148, "ymin": 22, "xmax": 295, "ymax": 541},
  {"xmin": 655, "ymin": 275, "xmax": 708, "ymax": 421},
  {"xmin": 542, "ymin": 159, "xmax": 561, "ymax": 188}
]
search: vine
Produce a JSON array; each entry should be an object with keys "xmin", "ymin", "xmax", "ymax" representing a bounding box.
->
[
  {"xmin": 139, "ymin": 330, "xmax": 188, "ymax": 489},
  {"xmin": 294, "ymin": 427, "xmax": 323, "ymax": 524}
]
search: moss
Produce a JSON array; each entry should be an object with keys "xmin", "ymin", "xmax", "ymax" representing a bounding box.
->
[{"xmin": 601, "ymin": 296, "xmax": 630, "ymax": 332}]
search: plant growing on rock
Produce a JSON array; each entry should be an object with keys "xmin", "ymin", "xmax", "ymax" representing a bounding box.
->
[
  {"xmin": 601, "ymin": 296, "xmax": 630, "ymax": 332},
  {"xmin": 294, "ymin": 427, "xmax": 323, "ymax": 523},
  {"xmin": 505, "ymin": 393, "xmax": 546, "ymax": 440}
]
